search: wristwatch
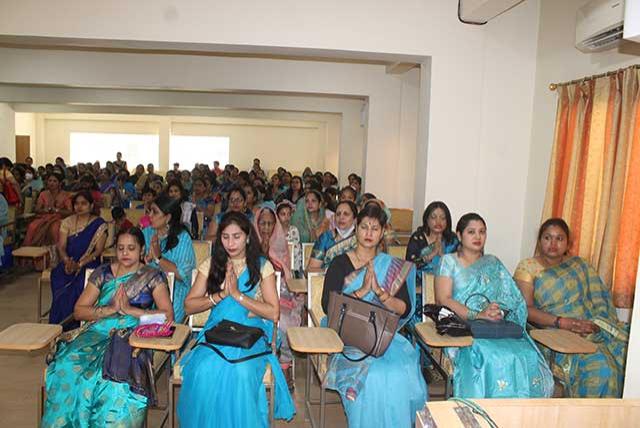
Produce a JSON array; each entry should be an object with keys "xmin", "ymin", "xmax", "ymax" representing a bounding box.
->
[{"xmin": 554, "ymin": 316, "xmax": 562, "ymax": 329}]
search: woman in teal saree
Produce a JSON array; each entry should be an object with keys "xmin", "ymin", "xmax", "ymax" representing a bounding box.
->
[
  {"xmin": 321, "ymin": 203, "xmax": 427, "ymax": 428},
  {"xmin": 515, "ymin": 218, "xmax": 628, "ymax": 397},
  {"xmin": 178, "ymin": 212, "xmax": 295, "ymax": 427},
  {"xmin": 435, "ymin": 213, "xmax": 553, "ymax": 398},
  {"xmin": 42, "ymin": 227, "xmax": 173, "ymax": 427}
]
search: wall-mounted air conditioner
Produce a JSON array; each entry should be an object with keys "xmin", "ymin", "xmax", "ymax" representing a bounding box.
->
[
  {"xmin": 623, "ymin": 0, "xmax": 640, "ymax": 43},
  {"xmin": 576, "ymin": 0, "xmax": 625, "ymax": 53}
]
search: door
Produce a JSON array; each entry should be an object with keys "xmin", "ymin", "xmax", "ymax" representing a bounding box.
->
[{"xmin": 15, "ymin": 135, "xmax": 30, "ymax": 163}]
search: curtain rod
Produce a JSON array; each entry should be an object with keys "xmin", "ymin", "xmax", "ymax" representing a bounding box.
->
[{"xmin": 549, "ymin": 64, "xmax": 640, "ymax": 91}]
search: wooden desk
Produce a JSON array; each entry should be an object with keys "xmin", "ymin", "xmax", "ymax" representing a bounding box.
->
[
  {"xmin": 530, "ymin": 329, "xmax": 597, "ymax": 354},
  {"xmin": 287, "ymin": 278, "xmax": 307, "ymax": 294},
  {"xmin": 417, "ymin": 398, "xmax": 640, "ymax": 428},
  {"xmin": 287, "ymin": 327, "xmax": 343, "ymax": 354},
  {"xmin": 129, "ymin": 324, "xmax": 191, "ymax": 352},
  {"xmin": 0, "ymin": 323, "xmax": 62, "ymax": 351},
  {"xmin": 415, "ymin": 319, "xmax": 473, "ymax": 348},
  {"xmin": 102, "ymin": 247, "xmax": 117, "ymax": 260}
]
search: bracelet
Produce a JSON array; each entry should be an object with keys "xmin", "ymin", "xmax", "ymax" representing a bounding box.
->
[
  {"xmin": 353, "ymin": 290, "xmax": 361, "ymax": 299},
  {"xmin": 467, "ymin": 309, "xmax": 479, "ymax": 320},
  {"xmin": 208, "ymin": 294, "xmax": 216, "ymax": 307},
  {"xmin": 380, "ymin": 292, "xmax": 390, "ymax": 303},
  {"xmin": 554, "ymin": 316, "xmax": 562, "ymax": 329},
  {"xmin": 237, "ymin": 293, "xmax": 245, "ymax": 302}
]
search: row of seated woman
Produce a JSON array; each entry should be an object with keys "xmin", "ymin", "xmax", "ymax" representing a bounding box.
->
[{"xmin": 41, "ymin": 190, "xmax": 628, "ymax": 427}]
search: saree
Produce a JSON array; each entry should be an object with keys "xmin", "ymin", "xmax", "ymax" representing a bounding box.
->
[
  {"xmin": 142, "ymin": 227, "xmax": 195, "ymax": 323},
  {"xmin": 532, "ymin": 256, "xmax": 629, "ymax": 397},
  {"xmin": 23, "ymin": 190, "xmax": 72, "ymax": 246},
  {"xmin": 291, "ymin": 198, "xmax": 329, "ymax": 243},
  {"xmin": 42, "ymin": 264, "xmax": 167, "ymax": 428},
  {"xmin": 177, "ymin": 257, "xmax": 296, "ymax": 428},
  {"xmin": 49, "ymin": 216, "xmax": 107, "ymax": 328},
  {"xmin": 323, "ymin": 253, "xmax": 427, "ymax": 428},
  {"xmin": 311, "ymin": 229, "xmax": 357, "ymax": 270},
  {"xmin": 437, "ymin": 254, "xmax": 554, "ymax": 398}
]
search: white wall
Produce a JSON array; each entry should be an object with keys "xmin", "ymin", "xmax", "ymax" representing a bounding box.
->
[
  {"xmin": 14, "ymin": 112, "xmax": 36, "ymax": 151},
  {"xmin": 0, "ymin": 103, "xmax": 15, "ymax": 159},
  {"xmin": 522, "ymin": 0, "xmax": 640, "ymax": 259}
]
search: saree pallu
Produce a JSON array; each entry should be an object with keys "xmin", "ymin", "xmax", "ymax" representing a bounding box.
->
[
  {"xmin": 49, "ymin": 218, "xmax": 107, "ymax": 329},
  {"xmin": 439, "ymin": 254, "xmax": 554, "ymax": 398},
  {"xmin": 312, "ymin": 230, "xmax": 357, "ymax": 270},
  {"xmin": 177, "ymin": 258, "xmax": 295, "ymax": 428},
  {"xmin": 323, "ymin": 253, "xmax": 427, "ymax": 428},
  {"xmin": 534, "ymin": 257, "xmax": 629, "ymax": 397},
  {"xmin": 291, "ymin": 198, "xmax": 329, "ymax": 243},
  {"xmin": 42, "ymin": 268, "xmax": 162, "ymax": 428}
]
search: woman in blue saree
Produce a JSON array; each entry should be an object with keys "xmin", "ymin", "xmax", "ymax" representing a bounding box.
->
[
  {"xmin": 307, "ymin": 200, "xmax": 358, "ymax": 273},
  {"xmin": 143, "ymin": 194, "xmax": 196, "ymax": 323},
  {"xmin": 50, "ymin": 191, "xmax": 107, "ymax": 328},
  {"xmin": 322, "ymin": 203, "xmax": 427, "ymax": 428},
  {"xmin": 42, "ymin": 227, "xmax": 173, "ymax": 427},
  {"xmin": 435, "ymin": 213, "xmax": 553, "ymax": 398},
  {"xmin": 514, "ymin": 218, "xmax": 628, "ymax": 397},
  {"xmin": 179, "ymin": 212, "xmax": 295, "ymax": 427}
]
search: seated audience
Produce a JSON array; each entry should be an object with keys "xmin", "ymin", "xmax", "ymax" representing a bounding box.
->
[
  {"xmin": 435, "ymin": 213, "xmax": 553, "ymax": 398},
  {"xmin": 514, "ymin": 218, "xmax": 629, "ymax": 397},
  {"xmin": 322, "ymin": 203, "xmax": 427, "ymax": 427},
  {"xmin": 23, "ymin": 172, "xmax": 72, "ymax": 247},
  {"xmin": 142, "ymin": 195, "xmax": 196, "ymax": 322},
  {"xmin": 167, "ymin": 179, "xmax": 198, "ymax": 238},
  {"xmin": 338, "ymin": 185, "xmax": 357, "ymax": 203},
  {"xmin": 308, "ymin": 200, "xmax": 358, "ymax": 272},
  {"xmin": 179, "ymin": 212, "xmax": 295, "ymax": 427},
  {"xmin": 112, "ymin": 206, "xmax": 133, "ymax": 234},
  {"xmin": 279, "ymin": 175, "xmax": 304, "ymax": 205},
  {"xmin": 205, "ymin": 186, "xmax": 252, "ymax": 240},
  {"xmin": 42, "ymin": 227, "xmax": 173, "ymax": 427}
]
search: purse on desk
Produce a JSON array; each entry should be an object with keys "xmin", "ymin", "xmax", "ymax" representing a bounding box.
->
[
  {"xmin": 464, "ymin": 293, "xmax": 524, "ymax": 339},
  {"xmin": 198, "ymin": 319, "xmax": 276, "ymax": 364},
  {"xmin": 327, "ymin": 291, "xmax": 400, "ymax": 361},
  {"xmin": 422, "ymin": 304, "xmax": 471, "ymax": 337}
]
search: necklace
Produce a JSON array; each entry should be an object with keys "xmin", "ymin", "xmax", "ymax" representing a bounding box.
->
[{"xmin": 353, "ymin": 249, "xmax": 375, "ymax": 267}]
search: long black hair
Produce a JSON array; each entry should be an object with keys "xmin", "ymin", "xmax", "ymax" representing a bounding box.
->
[
  {"xmin": 153, "ymin": 194, "xmax": 188, "ymax": 252},
  {"xmin": 207, "ymin": 211, "xmax": 263, "ymax": 295},
  {"xmin": 419, "ymin": 201, "xmax": 456, "ymax": 245}
]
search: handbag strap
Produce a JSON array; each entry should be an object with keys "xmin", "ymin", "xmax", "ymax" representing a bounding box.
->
[
  {"xmin": 464, "ymin": 293, "xmax": 490, "ymax": 309},
  {"xmin": 337, "ymin": 303, "xmax": 379, "ymax": 363}
]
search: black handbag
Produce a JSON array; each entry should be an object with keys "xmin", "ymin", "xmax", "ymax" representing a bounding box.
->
[
  {"xmin": 422, "ymin": 304, "xmax": 472, "ymax": 337},
  {"xmin": 198, "ymin": 320, "xmax": 274, "ymax": 364},
  {"xmin": 464, "ymin": 293, "xmax": 524, "ymax": 339},
  {"xmin": 327, "ymin": 292, "xmax": 400, "ymax": 361}
]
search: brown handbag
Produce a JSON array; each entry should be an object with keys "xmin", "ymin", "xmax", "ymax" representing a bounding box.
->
[{"xmin": 327, "ymin": 291, "xmax": 400, "ymax": 361}]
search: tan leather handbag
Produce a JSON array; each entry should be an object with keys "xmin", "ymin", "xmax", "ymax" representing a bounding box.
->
[{"xmin": 327, "ymin": 291, "xmax": 400, "ymax": 361}]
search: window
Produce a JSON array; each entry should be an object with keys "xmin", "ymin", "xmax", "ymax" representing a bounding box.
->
[
  {"xmin": 169, "ymin": 135, "xmax": 230, "ymax": 170},
  {"xmin": 70, "ymin": 132, "xmax": 159, "ymax": 171}
]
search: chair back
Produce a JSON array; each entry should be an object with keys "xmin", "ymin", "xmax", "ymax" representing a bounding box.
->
[
  {"xmin": 99, "ymin": 208, "xmax": 112, "ymax": 222},
  {"xmin": 196, "ymin": 211, "xmax": 205, "ymax": 238},
  {"xmin": 130, "ymin": 200, "xmax": 144, "ymax": 209},
  {"xmin": 23, "ymin": 197, "xmax": 34, "ymax": 214},
  {"xmin": 125, "ymin": 209, "xmax": 145, "ymax": 227},
  {"xmin": 101, "ymin": 193, "xmax": 113, "ymax": 209},
  {"xmin": 422, "ymin": 272, "xmax": 435, "ymax": 322},
  {"xmin": 302, "ymin": 243, "xmax": 314, "ymax": 271},
  {"xmin": 288, "ymin": 243, "xmax": 295, "ymax": 271},
  {"xmin": 306, "ymin": 272, "xmax": 326, "ymax": 327},
  {"xmin": 387, "ymin": 245, "xmax": 407, "ymax": 259},
  {"xmin": 192, "ymin": 240, "xmax": 212, "ymax": 268},
  {"xmin": 389, "ymin": 208, "xmax": 413, "ymax": 234}
]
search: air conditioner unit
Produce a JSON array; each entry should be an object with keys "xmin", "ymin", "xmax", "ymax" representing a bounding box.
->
[{"xmin": 576, "ymin": 0, "xmax": 625, "ymax": 53}]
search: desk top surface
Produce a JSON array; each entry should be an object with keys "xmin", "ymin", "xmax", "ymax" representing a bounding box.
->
[
  {"xmin": 530, "ymin": 329, "xmax": 597, "ymax": 354},
  {"xmin": 0, "ymin": 323, "xmax": 62, "ymax": 351},
  {"xmin": 12, "ymin": 246, "xmax": 49, "ymax": 257},
  {"xmin": 287, "ymin": 327, "xmax": 343, "ymax": 354},
  {"xmin": 129, "ymin": 324, "xmax": 191, "ymax": 351},
  {"xmin": 415, "ymin": 319, "xmax": 473, "ymax": 348}
]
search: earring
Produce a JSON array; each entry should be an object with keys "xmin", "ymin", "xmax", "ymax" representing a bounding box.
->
[{"xmin": 246, "ymin": 238, "xmax": 250, "ymax": 244}]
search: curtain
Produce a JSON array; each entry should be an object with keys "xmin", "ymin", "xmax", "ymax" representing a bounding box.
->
[{"xmin": 542, "ymin": 66, "xmax": 640, "ymax": 308}]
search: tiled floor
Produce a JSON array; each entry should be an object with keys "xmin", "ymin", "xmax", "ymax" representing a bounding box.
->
[{"xmin": 0, "ymin": 271, "xmax": 441, "ymax": 427}]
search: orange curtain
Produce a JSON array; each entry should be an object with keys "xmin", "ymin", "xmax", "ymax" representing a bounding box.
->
[{"xmin": 542, "ymin": 66, "xmax": 640, "ymax": 308}]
